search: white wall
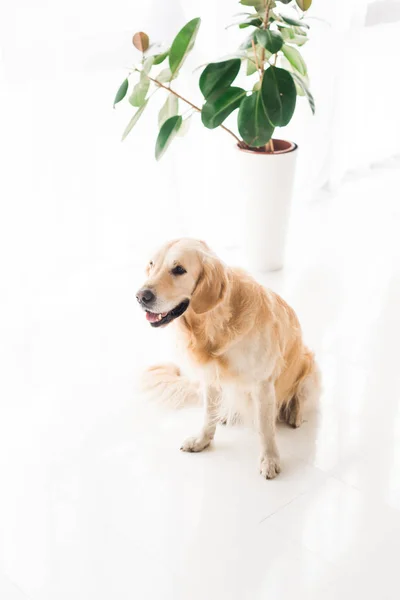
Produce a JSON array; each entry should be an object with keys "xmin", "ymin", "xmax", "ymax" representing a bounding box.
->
[{"xmin": 1, "ymin": 0, "xmax": 400, "ymax": 327}]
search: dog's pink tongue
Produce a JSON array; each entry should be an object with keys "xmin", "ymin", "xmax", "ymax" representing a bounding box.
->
[
  {"xmin": 146, "ymin": 311, "xmax": 167, "ymax": 323},
  {"xmin": 146, "ymin": 312, "xmax": 159, "ymax": 323}
]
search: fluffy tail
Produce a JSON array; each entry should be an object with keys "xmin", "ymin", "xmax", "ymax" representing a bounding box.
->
[
  {"xmin": 301, "ymin": 350, "xmax": 321, "ymax": 406},
  {"xmin": 140, "ymin": 363, "xmax": 201, "ymax": 408},
  {"xmin": 278, "ymin": 349, "xmax": 321, "ymax": 427}
]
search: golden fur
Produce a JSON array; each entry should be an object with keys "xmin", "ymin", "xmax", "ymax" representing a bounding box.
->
[{"xmin": 139, "ymin": 238, "xmax": 320, "ymax": 479}]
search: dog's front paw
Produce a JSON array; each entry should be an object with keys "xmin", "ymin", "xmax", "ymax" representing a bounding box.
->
[
  {"xmin": 180, "ymin": 435, "xmax": 212, "ymax": 453},
  {"xmin": 259, "ymin": 454, "xmax": 281, "ymax": 479}
]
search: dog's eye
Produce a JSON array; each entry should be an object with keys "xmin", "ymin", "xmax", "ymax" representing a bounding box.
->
[
  {"xmin": 149, "ymin": 261, "xmax": 154, "ymax": 268},
  {"xmin": 171, "ymin": 265, "xmax": 186, "ymax": 276}
]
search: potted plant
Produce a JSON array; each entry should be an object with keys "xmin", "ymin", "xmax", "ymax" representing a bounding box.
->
[{"xmin": 113, "ymin": 0, "xmax": 315, "ymax": 271}]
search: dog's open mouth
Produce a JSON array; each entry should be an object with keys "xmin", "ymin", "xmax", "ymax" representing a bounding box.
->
[{"xmin": 145, "ymin": 299, "xmax": 189, "ymax": 328}]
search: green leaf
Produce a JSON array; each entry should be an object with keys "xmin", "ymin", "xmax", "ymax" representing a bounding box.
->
[
  {"xmin": 129, "ymin": 72, "xmax": 150, "ymax": 107},
  {"xmin": 246, "ymin": 58, "xmax": 258, "ymax": 76},
  {"xmin": 296, "ymin": 0, "xmax": 312, "ymax": 11},
  {"xmin": 294, "ymin": 26, "xmax": 308, "ymax": 36},
  {"xmin": 280, "ymin": 14, "xmax": 309, "ymax": 28},
  {"xmin": 282, "ymin": 26, "xmax": 295, "ymax": 39},
  {"xmin": 281, "ymin": 28, "xmax": 308, "ymax": 46},
  {"xmin": 275, "ymin": 21, "xmax": 293, "ymax": 29},
  {"xmin": 281, "ymin": 44, "xmax": 307, "ymax": 76},
  {"xmin": 113, "ymin": 78, "xmax": 129, "ymax": 107},
  {"xmin": 129, "ymin": 61, "xmax": 153, "ymax": 108},
  {"xmin": 158, "ymin": 94, "xmax": 179, "ymax": 128},
  {"xmin": 194, "ymin": 53, "xmax": 248, "ymax": 73},
  {"xmin": 239, "ymin": 18, "xmax": 263, "ymax": 29},
  {"xmin": 156, "ymin": 68, "xmax": 173, "ymax": 83},
  {"xmin": 261, "ymin": 66, "xmax": 296, "ymax": 126},
  {"xmin": 260, "ymin": 46, "xmax": 272, "ymax": 63},
  {"xmin": 155, "ymin": 115, "xmax": 182, "ymax": 160},
  {"xmin": 240, "ymin": 0, "xmax": 265, "ymax": 10},
  {"xmin": 293, "ymin": 78, "xmax": 305, "ymax": 96},
  {"xmin": 121, "ymin": 101, "xmax": 148, "ymax": 141},
  {"xmin": 169, "ymin": 18, "xmax": 201, "ymax": 77},
  {"xmin": 142, "ymin": 56, "xmax": 154, "ymax": 75},
  {"xmin": 201, "ymin": 86, "xmax": 247, "ymax": 129},
  {"xmin": 199, "ymin": 59, "xmax": 241, "ymax": 99},
  {"xmin": 177, "ymin": 115, "xmax": 192, "ymax": 137},
  {"xmin": 238, "ymin": 91, "xmax": 274, "ymax": 147},
  {"xmin": 255, "ymin": 29, "xmax": 283, "ymax": 54},
  {"xmin": 245, "ymin": 45, "xmax": 269, "ymax": 76},
  {"xmin": 153, "ymin": 50, "xmax": 169, "ymax": 65},
  {"xmin": 291, "ymin": 72, "xmax": 315, "ymax": 114}
]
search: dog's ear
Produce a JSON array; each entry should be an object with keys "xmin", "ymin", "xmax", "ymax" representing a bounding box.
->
[{"xmin": 191, "ymin": 254, "xmax": 228, "ymax": 314}]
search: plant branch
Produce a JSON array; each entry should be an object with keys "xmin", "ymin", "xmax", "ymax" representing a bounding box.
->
[
  {"xmin": 263, "ymin": 0, "xmax": 270, "ymax": 28},
  {"xmin": 260, "ymin": 1, "xmax": 275, "ymax": 154},
  {"xmin": 146, "ymin": 72, "xmax": 200, "ymax": 111},
  {"xmin": 260, "ymin": 0, "xmax": 271, "ymax": 76},
  {"xmin": 141, "ymin": 71, "xmax": 244, "ymax": 147},
  {"xmin": 251, "ymin": 38, "xmax": 261, "ymax": 76}
]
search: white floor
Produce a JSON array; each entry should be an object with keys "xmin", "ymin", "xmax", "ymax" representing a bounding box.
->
[{"xmin": 2, "ymin": 154, "xmax": 400, "ymax": 599}]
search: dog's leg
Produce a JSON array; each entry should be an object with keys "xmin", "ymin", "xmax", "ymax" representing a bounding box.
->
[
  {"xmin": 287, "ymin": 395, "xmax": 303, "ymax": 428},
  {"xmin": 254, "ymin": 380, "xmax": 281, "ymax": 479},
  {"xmin": 180, "ymin": 384, "xmax": 220, "ymax": 453}
]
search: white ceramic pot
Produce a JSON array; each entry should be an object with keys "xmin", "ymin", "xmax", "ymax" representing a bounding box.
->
[{"xmin": 239, "ymin": 139, "xmax": 298, "ymax": 272}]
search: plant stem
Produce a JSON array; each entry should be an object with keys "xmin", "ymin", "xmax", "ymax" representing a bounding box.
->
[
  {"xmin": 263, "ymin": 0, "xmax": 271, "ymax": 28},
  {"xmin": 266, "ymin": 139, "xmax": 275, "ymax": 153},
  {"xmin": 262, "ymin": 1, "xmax": 275, "ymax": 154},
  {"xmin": 251, "ymin": 38, "xmax": 261, "ymax": 75},
  {"xmin": 141, "ymin": 72, "xmax": 244, "ymax": 147},
  {"xmin": 260, "ymin": 0, "xmax": 271, "ymax": 76}
]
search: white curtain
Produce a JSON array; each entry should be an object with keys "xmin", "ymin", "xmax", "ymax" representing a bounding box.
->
[{"xmin": 304, "ymin": 0, "xmax": 400, "ymax": 189}]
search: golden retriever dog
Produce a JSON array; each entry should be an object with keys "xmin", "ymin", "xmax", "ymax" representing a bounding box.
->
[{"xmin": 137, "ymin": 238, "xmax": 320, "ymax": 479}]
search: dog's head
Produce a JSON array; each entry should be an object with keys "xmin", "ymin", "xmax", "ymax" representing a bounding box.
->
[{"xmin": 136, "ymin": 238, "xmax": 228, "ymax": 327}]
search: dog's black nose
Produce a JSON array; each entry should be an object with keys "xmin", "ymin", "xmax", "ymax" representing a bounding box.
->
[{"xmin": 136, "ymin": 288, "xmax": 155, "ymax": 305}]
